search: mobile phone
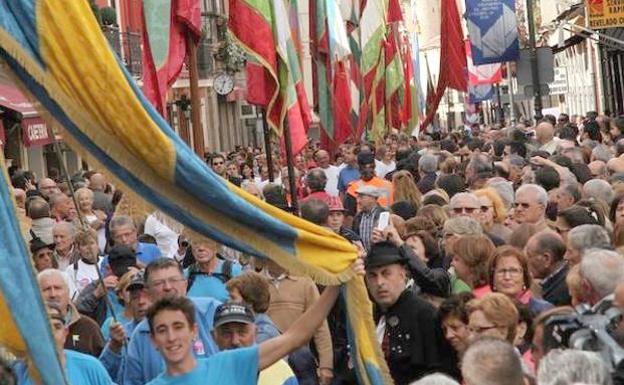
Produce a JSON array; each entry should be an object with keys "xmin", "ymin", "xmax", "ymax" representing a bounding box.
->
[{"xmin": 377, "ymin": 212, "xmax": 390, "ymax": 231}]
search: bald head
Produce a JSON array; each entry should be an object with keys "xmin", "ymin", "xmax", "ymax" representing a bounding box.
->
[
  {"xmin": 588, "ymin": 160, "xmax": 607, "ymax": 179},
  {"xmin": 536, "ymin": 122, "xmax": 555, "ymax": 144},
  {"xmin": 89, "ymin": 173, "xmax": 106, "ymax": 192}
]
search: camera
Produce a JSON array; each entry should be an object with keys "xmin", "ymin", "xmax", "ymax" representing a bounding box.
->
[{"xmin": 544, "ymin": 302, "xmax": 624, "ymax": 373}]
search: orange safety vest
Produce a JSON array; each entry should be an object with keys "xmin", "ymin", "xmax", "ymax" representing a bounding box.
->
[{"xmin": 346, "ymin": 177, "xmax": 394, "ymax": 208}]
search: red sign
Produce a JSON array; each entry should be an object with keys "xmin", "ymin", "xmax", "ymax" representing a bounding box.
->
[{"xmin": 22, "ymin": 117, "xmax": 52, "ymax": 147}]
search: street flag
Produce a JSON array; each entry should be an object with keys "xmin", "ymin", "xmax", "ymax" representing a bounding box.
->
[
  {"xmin": 465, "ymin": 0, "xmax": 520, "ymax": 65},
  {"xmin": 0, "ymin": 1, "xmax": 390, "ymax": 384},
  {"xmin": 466, "ymin": 40, "xmax": 502, "ymax": 85},
  {"xmin": 230, "ymin": 0, "xmax": 311, "ymax": 155},
  {"xmin": 141, "ymin": 0, "xmax": 201, "ymax": 116},
  {"xmin": 420, "ymin": 0, "xmax": 467, "ymax": 130},
  {"xmin": 0, "ymin": 151, "xmax": 67, "ymax": 384}
]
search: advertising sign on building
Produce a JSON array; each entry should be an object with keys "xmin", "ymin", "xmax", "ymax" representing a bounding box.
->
[
  {"xmin": 22, "ymin": 118, "xmax": 52, "ymax": 147},
  {"xmin": 587, "ymin": 0, "xmax": 624, "ymax": 29},
  {"xmin": 549, "ymin": 67, "xmax": 569, "ymax": 95}
]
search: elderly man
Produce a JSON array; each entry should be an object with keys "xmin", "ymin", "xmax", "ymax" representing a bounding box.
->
[
  {"xmin": 38, "ymin": 269, "xmax": 104, "ymax": 356},
  {"xmin": 461, "ymin": 338, "xmax": 524, "ymax": 385},
  {"xmin": 211, "ymin": 302, "xmax": 298, "ymax": 385},
  {"xmin": 314, "ymin": 149, "xmax": 340, "ymax": 197},
  {"xmin": 352, "ymin": 185, "xmax": 387, "ymax": 251},
  {"xmin": 14, "ymin": 303, "xmax": 112, "ymax": 384},
  {"xmin": 513, "ymin": 184, "xmax": 548, "ymax": 231},
  {"xmin": 417, "ymin": 154, "xmax": 438, "ymax": 194},
  {"xmin": 465, "ymin": 153, "xmax": 494, "ymax": 189},
  {"xmin": 88, "ymin": 172, "xmax": 113, "ymax": 213},
  {"xmin": 301, "ymin": 168, "xmax": 331, "ymax": 205},
  {"xmin": 525, "ymin": 232, "xmax": 571, "ymax": 306},
  {"xmin": 123, "ymin": 258, "xmax": 221, "ymax": 385},
  {"xmin": 345, "ymin": 152, "xmax": 394, "ymax": 214},
  {"xmin": 30, "ymin": 237, "xmax": 57, "ymax": 272},
  {"xmin": 101, "ymin": 215, "xmax": 161, "ymax": 271},
  {"xmin": 579, "ymin": 249, "xmax": 624, "ymax": 308},
  {"xmin": 38, "ymin": 177, "xmax": 59, "ymax": 199},
  {"xmin": 536, "ymin": 121, "xmax": 559, "ymax": 154},
  {"xmin": 52, "ymin": 221, "xmax": 80, "ymax": 270},
  {"xmin": 365, "ymin": 241, "xmax": 451, "ymax": 384},
  {"xmin": 27, "ymin": 197, "xmax": 55, "ymax": 244},
  {"xmin": 588, "ymin": 160, "xmax": 608, "ymax": 179},
  {"xmin": 565, "ymin": 224, "xmax": 611, "ymax": 265},
  {"xmin": 583, "ymin": 179, "xmax": 615, "ymax": 207},
  {"xmin": 549, "ymin": 183, "xmax": 580, "ymax": 212},
  {"xmin": 49, "ymin": 192, "xmax": 76, "ymax": 222},
  {"xmin": 448, "ymin": 192, "xmax": 480, "ymax": 220}
]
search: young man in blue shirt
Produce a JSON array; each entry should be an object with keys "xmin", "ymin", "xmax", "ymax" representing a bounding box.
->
[
  {"xmin": 145, "ymin": 260, "xmax": 363, "ymax": 385},
  {"xmin": 123, "ymin": 258, "xmax": 221, "ymax": 385}
]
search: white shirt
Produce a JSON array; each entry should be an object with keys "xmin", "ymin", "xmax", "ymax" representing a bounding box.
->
[
  {"xmin": 321, "ymin": 165, "xmax": 340, "ymax": 197},
  {"xmin": 375, "ymin": 159, "xmax": 396, "ymax": 178},
  {"xmin": 65, "ymin": 258, "xmax": 102, "ymax": 299},
  {"xmin": 144, "ymin": 213, "xmax": 179, "ymax": 259}
]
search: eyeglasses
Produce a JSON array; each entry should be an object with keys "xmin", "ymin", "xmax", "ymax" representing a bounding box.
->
[
  {"xmin": 495, "ymin": 267, "xmax": 523, "ymax": 277},
  {"xmin": 452, "ymin": 207, "xmax": 478, "ymax": 214},
  {"xmin": 468, "ymin": 324, "xmax": 499, "ymax": 334},
  {"xmin": 149, "ymin": 277, "xmax": 187, "ymax": 289},
  {"xmin": 480, "ymin": 205, "xmax": 493, "ymax": 212},
  {"xmin": 513, "ymin": 202, "xmax": 531, "ymax": 209}
]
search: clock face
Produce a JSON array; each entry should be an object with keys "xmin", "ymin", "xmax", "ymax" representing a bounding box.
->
[{"xmin": 214, "ymin": 73, "xmax": 234, "ymax": 95}]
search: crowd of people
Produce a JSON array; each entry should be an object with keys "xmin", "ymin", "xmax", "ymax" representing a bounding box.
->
[{"xmin": 3, "ymin": 110, "xmax": 624, "ymax": 385}]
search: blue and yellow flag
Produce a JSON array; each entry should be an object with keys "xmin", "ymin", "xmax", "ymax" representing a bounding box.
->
[
  {"xmin": 0, "ymin": 154, "xmax": 67, "ymax": 384},
  {"xmin": 0, "ymin": 1, "xmax": 391, "ymax": 384}
]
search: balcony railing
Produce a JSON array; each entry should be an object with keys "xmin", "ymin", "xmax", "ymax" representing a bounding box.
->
[{"xmin": 103, "ymin": 26, "xmax": 143, "ymax": 78}]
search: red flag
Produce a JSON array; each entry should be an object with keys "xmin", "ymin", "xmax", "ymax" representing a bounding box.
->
[
  {"xmin": 387, "ymin": 0, "xmax": 403, "ymax": 23},
  {"xmin": 420, "ymin": 0, "xmax": 467, "ymax": 130},
  {"xmin": 141, "ymin": 0, "xmax": 201, "ymax": 116},
  {"xmin": 333, "ymin": 61, "xmax": 353, "ymax": 144}
]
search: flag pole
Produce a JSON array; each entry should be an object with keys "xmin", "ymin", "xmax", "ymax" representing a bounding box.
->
[
  {"xmin": 261, "ymin": 109, "xmax": 275, "ymax": 182},
  {"xmin": 282, "ymin": 121, "xmax": 299, "ymax": 214},
  {"xmin": 187, "ymin": 32, "xmax": 204, "ymax": 158},
  {"xmin": 51, "ymin": 137, "xmax": 118, "ymax": 323}
]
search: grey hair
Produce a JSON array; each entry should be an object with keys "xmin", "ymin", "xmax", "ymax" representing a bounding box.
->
[
  {"xmin": 410, "ymin": 373, "xmax": 459, "ymax": 385},
  {"xmin": 516, "ymin": 183, "xmax": 548, "ymax": 206},
  {"xmin": 537, "ymin": 349, "xmax": 612, "ymax": 385},
  {"xmin": 306, "ymin": 168, "xmax": 328, "ymax": 192},
  {"xmin": 462, "ymin": 338, "xmax": 524, "ymax": 385},
  {"xmin": 486, "ymin": 179, "xmax": 515, "ymax": 209},
  {"xmin": 241, "ymin": 180, "xmax": 264, "ymax": 199},
  {"xmin": 109, "ymin": 215, "xmax": 136, "ymax": 232},
  {"xmin": 567, "ymin": 225, "xmax": 611, "ymax": 255},
  {"xmin": 37, "ymin": 268, "xmax": 70, "ymax": 289},
  {"xmin": 418, "ymin": 154, "xmax": 438, "ymax": 173},
  {"xmin": 592, "ymin": 144, "xmax": 613, "ymax": 163},
  {"xmin": 559, "ymin": 183, "xmax": 581, "ymax": 202},
  {"xmin": 583, "ymin": 179, "xmax": 615, "ymax": 205},
  {"xmin": 449, "ymin": 192, "xmax": 480, "ymax": 209},
  {"xmin": 580, "ymin": 248, "xmax": 624, "ymax": 300},
  {"xmin": 443, "ymin": 216, "xmax": 483, "ymax": 237},
  {"xmin": 52, "ymin": 221, "xmax": 76, "ymax": 237}
]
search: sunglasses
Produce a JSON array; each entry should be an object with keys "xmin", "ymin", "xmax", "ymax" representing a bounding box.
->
[
  {"xmin": 452, "ymin": 207, "xmax": 477, "ymax": 214},
  {"xmin": 513, "ymin": 202, "xmax": 531, "ymax": 209}
]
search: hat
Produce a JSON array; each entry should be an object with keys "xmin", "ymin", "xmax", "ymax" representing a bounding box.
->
[
  {"xmin": 356, "ymin": 185, "xmax": 381, "ymax": 198},
  {"xmin": 126, "ymin": 271, "xmax": 145, "ymax": 291},
  {"xmin": 328, "ymin": 196, "xmax": 346, "ymax": 212},
  {"xmin": 30, "ymin": 237, "xmax": 55, "ymax": 254},
  {"xmin": 108, "ymin": 245, "xmax": 137, "ymax": 277},
  {"xmin": 365, "ymin": 241, "xmax": 408, "ymax": 270},
  {"xmin": 357, "ymin": 151, "xmax": 375, "ymax": 165},
  {"xmin": 213, "ymin": 303, "xmax": 255, "ymax": 328}
]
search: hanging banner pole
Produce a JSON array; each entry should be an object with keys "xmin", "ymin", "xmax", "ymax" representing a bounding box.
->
[
  {"xmin": 283, "ymin": 121, "xmax": 299, "ymax": 214},
  {"xmin": 261, "ymin": 109, "xmax": 275, "ymax": 182}
]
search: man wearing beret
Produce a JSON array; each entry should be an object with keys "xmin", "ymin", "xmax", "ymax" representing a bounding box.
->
[{"xmin": 364, "ymin": 241, "xmax": 453, "ymax": 384}]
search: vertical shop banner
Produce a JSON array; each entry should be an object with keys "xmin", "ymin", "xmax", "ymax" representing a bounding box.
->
[
  {"xmin": 587, "ymin": 0, "xmax": 624, "ymax": 29},
  {"xmin": 466, "ymin": 0, "xmax": 519, "ymax": 65}
]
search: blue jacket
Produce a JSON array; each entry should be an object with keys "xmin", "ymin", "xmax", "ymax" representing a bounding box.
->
[
  {"xmin": 99, "ymin": 320, "xmax": 141, "ymax": 384},
  {"xmin": 255, "ymin": 313, "xmax": 281, "ymax": 343},
  {"xmin": 122, "ymin": 297, "xmax": 221, "ymax": 385}
]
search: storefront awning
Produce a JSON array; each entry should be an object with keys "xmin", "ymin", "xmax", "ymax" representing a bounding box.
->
[{"xmin": 0, "ymin": 75, "xmax": 53, "ymax": 147}]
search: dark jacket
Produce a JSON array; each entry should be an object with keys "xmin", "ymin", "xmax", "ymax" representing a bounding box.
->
[
  {"xmin": 400, "ymin": 244, "xmax": 451, "ymax": 298},
  {"xmin": 541, "ymin": 264, "xmax": 571, "ymax": 306},
  {"xmin": 416, "ymin": 172, "xmax": 437, "ymax": 194},
  {"xmin": 375, "ymin": 290, "xmax": 454, "ymax": 385}
]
